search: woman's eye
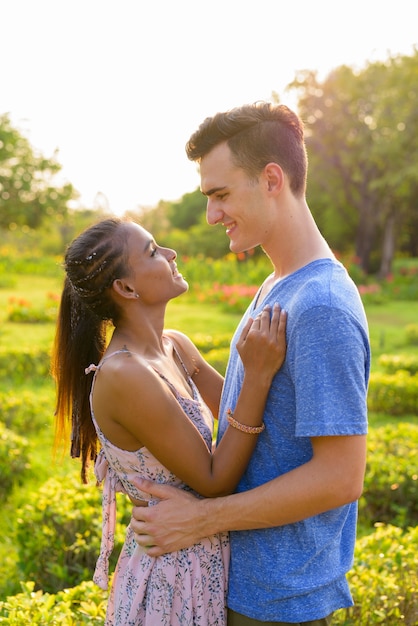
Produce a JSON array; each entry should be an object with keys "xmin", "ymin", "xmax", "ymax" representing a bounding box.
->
[{"xmin": 150, "ymin": 247, "xmax": 157, "ymax": 256}]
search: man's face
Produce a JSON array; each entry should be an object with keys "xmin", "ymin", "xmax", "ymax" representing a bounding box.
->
[{"xmin": 200, "ymin": 142, "xmax": 271, "ymax": 254}]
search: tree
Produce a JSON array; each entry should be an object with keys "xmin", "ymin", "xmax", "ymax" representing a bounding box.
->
[
  {"xmin": 0, "ymin": 114, "xmax": 76, "ymax": 229},
  {"xmin": 167, "ymin": 188, "xmax": 206, "ymax": 230},
  {"xmin": 289, "ymin": 48, "xmax": 418, "ymax": 276}
]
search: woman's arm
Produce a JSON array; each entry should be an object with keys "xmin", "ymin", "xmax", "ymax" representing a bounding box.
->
[
  {"xmin": 164, "ymin": 329, "xmax": 224, "ymax": 420},
  {"xmin": 94, "ymin": 305, "xmax": 286, "ymax": 497}
]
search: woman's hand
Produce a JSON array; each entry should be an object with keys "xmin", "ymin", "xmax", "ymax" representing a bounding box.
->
[{"xmin": 237, "ymin": 304, "xmax": 287, "ymax": 382}]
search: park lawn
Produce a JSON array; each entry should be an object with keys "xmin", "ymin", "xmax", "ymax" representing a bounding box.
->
[
  {"xmin": 365, "ymin": 300, "xmax": 418, "ymax": 362},
  {"xmin": 1, "ymin": 272, "xmax": 418, "ymax": 355}
]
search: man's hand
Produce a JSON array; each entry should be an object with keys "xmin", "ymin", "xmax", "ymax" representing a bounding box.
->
[{"xmin": 131, "ymin": 479, "xmax": 207, "ymax": 556}]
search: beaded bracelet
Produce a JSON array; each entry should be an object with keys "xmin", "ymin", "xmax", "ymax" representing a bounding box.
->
[{"xmin": 226, "ymin": 408, "xmax": 265, "ymax": 434}]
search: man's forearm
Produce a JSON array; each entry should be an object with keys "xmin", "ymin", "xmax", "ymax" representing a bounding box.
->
[
  {"xmin": 198, "ymin": 436, "xmax": 366, "ymax": 534},
  {"xmin": 132, "ymin": 435, "xmax": 366, "ymax": 555}
]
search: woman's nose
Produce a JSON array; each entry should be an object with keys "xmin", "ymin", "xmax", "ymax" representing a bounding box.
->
[{"xmin": 165, "ymin": 247, "xmax": 176, "ymax": 260}]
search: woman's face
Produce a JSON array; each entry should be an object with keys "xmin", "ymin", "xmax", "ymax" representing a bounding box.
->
[{"xmin": 122, "ymin": 222, "xmax": 188, "ymax": 304}]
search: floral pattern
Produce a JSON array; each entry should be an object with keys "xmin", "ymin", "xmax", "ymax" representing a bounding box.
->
[{"xmin": 90, "ymin": 353, "xmax": 229, "ymax": 626}]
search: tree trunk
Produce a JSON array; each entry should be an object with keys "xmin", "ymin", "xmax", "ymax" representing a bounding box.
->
[
  {"xmin": 355, "ymin": 203, "xmax": 375, "ymax": 274},
  {"xmin": 379, "ymin": 212, "xmax": 396, "ymax": 278}
]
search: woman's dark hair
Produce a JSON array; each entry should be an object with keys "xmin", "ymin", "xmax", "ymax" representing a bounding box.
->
[
  {"xmin": 185, "ymin": 101, "xmax": 307, "ymax": 196},
  {"xmin": 52, "ymin": 217, "xmax": 130, "ymax": 482}
]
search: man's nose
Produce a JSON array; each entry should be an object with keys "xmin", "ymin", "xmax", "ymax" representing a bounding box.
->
[{"xmin": 206, "ymin": 198, "xmax": 223, "ymax": 225}]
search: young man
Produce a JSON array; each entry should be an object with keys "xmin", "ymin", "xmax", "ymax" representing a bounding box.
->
[{"xmin": 131, "ymin": 102, "xmax": 370, "ymax": 625}]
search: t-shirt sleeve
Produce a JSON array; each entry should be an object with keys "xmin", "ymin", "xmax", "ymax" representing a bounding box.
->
[{"xmin": 289, "ymin": 305, "xmax": 369, "ymax": 437}]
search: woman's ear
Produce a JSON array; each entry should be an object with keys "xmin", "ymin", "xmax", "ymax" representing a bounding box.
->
[{"xmin": 112, "ymin": 278, "xmax": 137, "ymax": 299}]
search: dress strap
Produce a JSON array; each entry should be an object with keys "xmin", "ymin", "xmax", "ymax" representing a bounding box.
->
[
  {"xmin": 85, "ymin": 347, "xmax": 131, "ymax": 376},
  {"xmin": 172, "ymin": 344, "xmax": 193, "ymax": 380}
]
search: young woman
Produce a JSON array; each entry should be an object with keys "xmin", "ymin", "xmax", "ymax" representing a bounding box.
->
[{"xmin": 52, "ymin": 217, "xmax": 286, "ymax": 626}]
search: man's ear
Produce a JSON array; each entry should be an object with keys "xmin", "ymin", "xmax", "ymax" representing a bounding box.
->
[
  {"xmin": 263, "ymin": 162, "xmax": 284, "ymax": 194},
  {"xmin": 112, "ymin": 278, "xmax": 137, "ymax": 299}
]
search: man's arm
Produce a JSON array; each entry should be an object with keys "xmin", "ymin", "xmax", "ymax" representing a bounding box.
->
[{"xmin": 131, "ymin": 434, "xmax": 366, "ymax": 556}]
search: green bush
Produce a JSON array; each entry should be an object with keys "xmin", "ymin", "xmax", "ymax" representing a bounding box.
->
[
  {"xmin": 182, "ymin": 253, "xmax": 271, "ymax": 288},
  {"xmin": 0, "ymin": 275, "xmax": 16, "ymax": 289},
  {"xmin": 381, "ymin": 264, "xmax": 418, "ymax": 301},
  {"xmin": 368, "ymin": 371, "xmax": 418, "ymax": 416},
  {"xmin": 191, "ymin": 333, "xmax": 232, "ymax": 352},
  {"xmin": 333, "ymin": 525, "xmax": 418, "ymax": 625},
  {"xmin": 378, "ymin": 354, "xmax": 418, "ymax": 375},
  {"xmin": 15, "ymin": 477, "xmax": 131, "ymax": 593},
  {"xmin": 2, "ymin": 526, "xmax": 416, "ymax": 625},
  {"xmin": 360, "ymin": 423, "xmax": 418, "ymax": 529},
  {"xmin": 6, "ymin": 294, "xmax": 59, "ymax": 324},
  {"xmin": 0, "ymin": 254, "xmax": 62, "ymax": 278},
  {"xmin": 0, "ymin": 389, "xmax": 53, "ymax": 435},
  {"xmin": 405, "ymin": 324, "xmax": 418, "ymax": 346},
  {"xmin": 0, "ymin": 580, "xmax": 107, "ymax": 624},
  {"xmin": 193, "ymin": 282, "xmax": 258, "ymax": 313},
  {"xmin": 203, "ymin": 347, "xmax": 230, "ymax": 377},
  {"xmin": 0, "ymin": 349, "xmax": 51, "ymax": 384},
  {"xmin": 188, "ymin": 333, "xmax": 231, "ymax": 375},
  {"xmin": 0, "ymin": 423, "xmax": 29, "ymax": 498}
]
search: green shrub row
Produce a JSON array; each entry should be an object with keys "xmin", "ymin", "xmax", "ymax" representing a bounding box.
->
[
  {"xmin": 0, "ymin": 389, "xmax": 53, "ymax": 435},
  {"xmin": 5, "ymin": 421, "xmax": 415, "ymax": 597},
  {"xmin": 0, "ymin": 423, "xmax": 29, "ymax": 499},
  {"xmin": 0, "ymin": 275, "xmax": 16, "ymax": 289},
  {"xmin": 15, "ymin": 477, "xmax": 131, "ymax": 594},
  {"xmin": 368, "ymin": 371, "xmax": 418, "ymax": 416},
  {"xmin": 405, "ymin": 324, "xmax": 418, "ymax": 345},
  {"xmin": 379, "ymin": 353, "xmax": 418, "ymax": 375},
  {"xmin": 0, "ymin": 255, "xmax": 62, "ymax": 278},
  {"xmin": 202, "ymin": 347, "xmax": 230, "ymax": 377},
  {"xmin": 2, "ymin": 343, "xmax": 418, "ymax": 417},
  {"xmin": 0, "ymin": 349, "xmax": 51, "ymax": 384},
  {"xmin": 7, "ymin": 304, "xmax": 57, "ymax": 324},
  {"xmin": 190, "ymin": 333, "xmax": 232, "ymax": 352},
  {"xmin": 1, "ymin": 525, "xmax": 416, "ymax": 625},
  {"xmin": 333, "ymin": 524, "xmax": 418, "ymax": 625},
  {"xmin": 0, "ymin": 580, "xmax": 107, "ymax": 625},
  {"xmin": 360, "ymin": 423, "xmax": 418, "ymax": 529},
  {"xmin": 0, "ymin": 342, "xmax": 230, "ymax": 386}
]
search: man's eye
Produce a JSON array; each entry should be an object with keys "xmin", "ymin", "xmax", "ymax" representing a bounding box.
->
[
  {"xmin": 150, "ymin": 247, "xmax": 157, "ymax": 256},
  {"xmin": 217, "ymin": 193, "xmax": 227, "ymax": 200}
]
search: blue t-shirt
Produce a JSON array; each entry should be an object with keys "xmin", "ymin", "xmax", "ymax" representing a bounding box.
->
[{"xmin": 217, "ymin": 259, "xmax": 370, "ymax": 622}]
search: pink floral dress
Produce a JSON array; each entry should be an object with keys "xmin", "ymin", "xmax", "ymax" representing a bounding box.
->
[{"xmin": 87, "ymin": 350, "xmax": 230, "ymax": 626}]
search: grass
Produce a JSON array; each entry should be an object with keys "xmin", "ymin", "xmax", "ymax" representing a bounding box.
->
[
  {"xmin": 362, "ymin": 300, "xmax": 418, "ymax": 361},
  {"xmin": 2, "ymin": 273, "xmax": 418, "ymax": 354},
  {"xmin": 0, "ymin": 275, "xmax": 242, "ymax": 351},
  {"xmin": 165, "ymin": 299, "xmax": 241, "ymax": 336},
  {"xmin": 0, "ymin": 274, "xmax": 63, "ymax": 350}
]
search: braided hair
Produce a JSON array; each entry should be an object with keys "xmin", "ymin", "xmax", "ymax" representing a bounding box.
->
[{"xmin": 52, "ymin": 217, "xmax": 130, "ymax": 482}]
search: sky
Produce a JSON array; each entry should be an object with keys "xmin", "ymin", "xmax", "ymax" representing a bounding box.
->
[{"xmin": 2, "ymin": 0, "xmax": 417, "ymax": 216}]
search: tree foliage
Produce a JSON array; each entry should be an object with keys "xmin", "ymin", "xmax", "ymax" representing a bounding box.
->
[
  {"xmin": 134, "ymin": 50, "xmax": 418, "ymax": 273},
  {"xmin": 167, "ymin": 189, "xmax": 206, "ymax": 230},
  {"xmin": 3, "ymin": 49, "xmax": 418, "ymax": 275},
  {"xmin": 0, "ymin": 114, "xmax": 76, "ymax": 230},
  {"xmin": 128, "ymin": 189, "xmax": 231, "ymax": 259},
  {"xmin": 290, "ymin": 48, "xmax": 418, "ymax": 276}
]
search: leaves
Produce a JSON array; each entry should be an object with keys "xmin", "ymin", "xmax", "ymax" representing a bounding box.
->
[
  {"xmin": 290, "ymin": 49, "xmax": 418, "ymax": 276},
  {"xmin": 0, "ymin": 114, "xmax": 75, "ymax": 230}
]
